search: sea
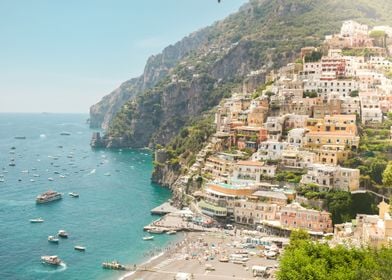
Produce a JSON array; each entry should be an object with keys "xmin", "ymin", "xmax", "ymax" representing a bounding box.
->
[{"xmin": 0, "ymin": 113, "xmax": 175, "ymax": 280}]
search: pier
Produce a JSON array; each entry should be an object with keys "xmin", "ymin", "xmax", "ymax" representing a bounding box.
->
[{"xmin": 150, "ymin": 202, "xmax": 179, "ymax": 215}]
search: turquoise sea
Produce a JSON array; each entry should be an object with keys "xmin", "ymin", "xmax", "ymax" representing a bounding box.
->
[{"xmin": 0, "ymin": 113, "xmax": 173, "ymax": 280}]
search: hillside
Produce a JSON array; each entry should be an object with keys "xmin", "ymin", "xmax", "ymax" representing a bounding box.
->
[{"xmin": 90, "ymin": 0, "xmax": 392, "ymax": 149}]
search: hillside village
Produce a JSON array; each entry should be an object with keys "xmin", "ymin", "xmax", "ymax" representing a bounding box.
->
[{"xmin": 155, "ymin": 20, "xmax": 392, "ymax": 249}]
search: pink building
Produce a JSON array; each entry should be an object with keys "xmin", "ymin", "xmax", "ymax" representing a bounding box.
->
[{"xmin": 280, "ymin": 203, "xmax": 333, "ymax": 233}]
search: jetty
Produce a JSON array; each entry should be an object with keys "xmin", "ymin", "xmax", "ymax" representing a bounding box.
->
[{"xmin": 150, "ymin": 202, "xmax": 178, "ymax": 215}]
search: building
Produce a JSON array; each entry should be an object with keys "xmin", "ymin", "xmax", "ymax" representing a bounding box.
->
[
  {"xmin": 234, "ymin": 199, "xmax": 278, "ymax": 225},
  {"xmin": 232, "ymin": 160, "xmax": 276, "ymax": 183},
  {"xmin": 203, "ymin": 155, "xmax": 234, "ymax": 182},
  {"xmin": 314, "ymin": 144, "xmax": 349, "ymax": 165},
  {"xmin": 300, "ymin": 164, "xmax": 360, "ymax": 191},
  {"xmin": 253, "ymin": 141, "xmax": 288, "ymax": 161},
  {"xmin": 280, "ymin": 202, "xmax": 333, "ymax": 233},
  {"xmin": 251, "ymin": 190, "xmax": 288, "ymax": 206}
]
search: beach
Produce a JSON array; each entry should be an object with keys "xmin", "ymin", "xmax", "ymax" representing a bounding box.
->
[{"xmin": 124, "ymin": 230, "xmax": 281, "ymax": 280}]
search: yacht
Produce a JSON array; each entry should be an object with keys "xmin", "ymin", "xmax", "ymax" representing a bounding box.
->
[
  {"xmin": 41, "ymin": 255, "xmax": 62, "ymax": 266},
  {"xmin": 58, "ymin": 230, "xmax": 68, "ymax": 238},
  {"xmin": 36, "ymin": 190, "xmax": 62, "ymax": 204},
  {"xmin": 48, "ymin": 235, "xmax": 59, "ymax": 243},
  {"xmin": 69, "ymin": 192, "xmax": 79, "ymax": 198},
  {"xmin": 29, "ymin": 218, "xmax": 44, "ymax": 223}
]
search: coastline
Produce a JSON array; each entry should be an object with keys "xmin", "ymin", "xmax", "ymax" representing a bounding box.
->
[{"xmin": 119, "ymin": 232, "xmax": 189, "ymax": 280}]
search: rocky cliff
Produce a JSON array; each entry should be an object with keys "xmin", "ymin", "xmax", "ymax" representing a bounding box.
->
[{"xmin": 90, "ymin": 0, "xmax": 392, "ymax": 196}]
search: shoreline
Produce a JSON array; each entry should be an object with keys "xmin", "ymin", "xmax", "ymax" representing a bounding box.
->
[{"xmin": 118, "ymin": 232, "xmax": 189, "ymax": 280}]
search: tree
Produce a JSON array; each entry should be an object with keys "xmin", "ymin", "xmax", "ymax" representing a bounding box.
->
[
  {"xmin": 370, "ymin": 159, "xmax": 387, "ymax": 185},
  {"xmin": 382, "ymin": 162, "xmax": 392, "ymax": 187}
]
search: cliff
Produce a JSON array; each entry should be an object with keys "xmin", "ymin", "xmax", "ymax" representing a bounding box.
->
[{"xmin": 90, "ymin": 0, "xmax": 392, "ymax": 200}]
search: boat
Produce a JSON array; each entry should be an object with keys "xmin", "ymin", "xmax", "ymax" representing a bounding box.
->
[
  {"xmin": 102, "ymin": 261, "xmax": 127, "ymax": 270},
  {"xmin": 48, "ymin": 177, "xmax": 54, "ymax": 181},
  {"xmin": 0, "ymin": 178, "xmax": 4, "ymax": 183},
  {"xmin": 147, "ymin": 228, "xmax": 164, "ymax": 234},
  {"xmin": 36, "ymin": 190, "xmax": 62, "ymax": 204},
  {"xmin": 60, "ymin": 132, "xmax": 71, "ymax": 136},
  {"xmin": 58, "ymin": 230, "xmax": 68, "ymax": 238},
  {"xmin": 48, "ymin": 235, "xmax": 59, "ymax": 243},
  {"xmin": 30, "ymin": 179, "xmax": 35, "ymax": 182},
  {"xmin": 59, "ymin": 175, "xmax": 66, "ymax": 178},
  {"xmin": 74, "ymin": 246, "xmax": 86, "ymax": 251},
  {"xmin": 143, "ymin": 236, "xmax": 154, "ymax": 241},
  {"xmin": 30, "ymin": 218, "xmax": 44, "ymax": 223},
  {"xmin": 33, "ymin": 174, "xmax": 40, "ymax": 177},
  {"xmin": 219, "ymin": 256, "xmax": 229, "ymax": 262},
  {"xmin": 69, "ymin": 192, "xmax": 79, "ymax": 198},
  {"xmin": 8, "ymin": 162, "xmax": 15, "ymax": 167},
  {"xmin": 166, "ymin": 230, "xmax": 177, "ymax": 235},
  {"xmin": 14, "ymin": 136, "xmax": 26, "ymax": 140},
  {"xmin": 41, "ymin": 255, "xmax": 62, "ymax": 266},
  {"xmin": 104, "ymin": 172, "xmax": 111, "ymax": 176}
]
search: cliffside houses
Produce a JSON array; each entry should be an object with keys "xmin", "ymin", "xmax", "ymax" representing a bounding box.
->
[{"xmin": 184, "ymin": 20, "xmax": 392, "ymax": 239}]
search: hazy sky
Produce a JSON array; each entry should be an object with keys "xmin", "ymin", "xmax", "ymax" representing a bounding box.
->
[{"xmin": 0, "ymin": 0, "xmax": 247, "ymax": 113}]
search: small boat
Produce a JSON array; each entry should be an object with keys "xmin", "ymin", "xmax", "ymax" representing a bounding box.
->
[
  {"xmin": 33, "ymin": 174, "xmax": 40, "ymax": 177},
  {"xmin": 219, "ymin": 256, "xmax": 229, "ymax": 262},
  {"xmin": 8, "ymin": 162, "xmax": 15, "ymax": 167},
  {"xmin": 69, "ymin": 192, "xmax": 79, "ymax": 198},
  {"xmin": 104, "ymin": 172, "xmax": 111, "ymax": 176},
  {"xmin": 41, "ymin": 255, "xmax": 62, "ymax": 266},
  {"xmin": 102, "ymin": 261, "xmax": 127, "ymax": 270},
  {"xmin": 147, "ymin": 228, "xmax": 164, "ymax": 234},
  {"xmin": 48, "ymin": 177, "xmax": 54, "ymax": 181},
  {"xmin": 0, "ymin": 178, "xmax": 4, "ymax": 183},
  {"xmin": 30, "ymin": 218, "xmax": 44, "ymax": 223},
  {"xmin": 74, "ymin": 246, "xmax": 86, "ymax": 251},
  {"xmin": 166, "ymin": 230, "xmax": 177, "ymax": 235},
  {"xmin": 59, "ymin": 175, "xmax": 66, "ymax": 178},
  {"xmin": 30, "ymin": 179, "xmax": 35, "ymax": 182},
  {"xmin": 58, "ymin": 230, "xmax": 68, "ymax": 238},
  {"xmin": 21, "ymin": 170, "xmax": 29, "ymax": 173},
  {"xmin": 14, "ymin": 136, "xmax": 26, "ymax": 140},
  {"xmin": 48, "ymin": 235, "xmax": 59, "ymax": 243},
  {"xmin": 143, "ymin": 236, "xmax": 154, "ymax": 241},
  {"xmin": 60, "ymin": 132, "xmax": 71, "ymax": 136}
]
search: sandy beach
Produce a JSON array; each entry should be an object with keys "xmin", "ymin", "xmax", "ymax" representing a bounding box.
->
[{"xmin": 123, "ymin": 230, "xmax": 281, "ymax": 280}]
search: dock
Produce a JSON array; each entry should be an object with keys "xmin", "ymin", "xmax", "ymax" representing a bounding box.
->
[{"xmin": 150, "ymin": 202, "xmax": 178, "ymax": 215}]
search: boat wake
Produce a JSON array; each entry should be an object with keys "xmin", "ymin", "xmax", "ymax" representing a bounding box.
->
[
  {"xmin": 35, "ymin": 262, "xmax": 67, "ymax": 274},
  {"xmin": 40, "ymin": 134, "xmax": 46, "ymax": 138}
]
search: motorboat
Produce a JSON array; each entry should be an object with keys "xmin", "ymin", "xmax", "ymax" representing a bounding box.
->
[
  {"xmin": 29, "ymin": 218, "xmax": 44, "ymax": 223},
  {"xmin": 58, "ymin": 230, "xmax": 68, "ymax": 238},
  {"xmin": 48, "ymin": 177, "xmax": 54, "ymax": 181},
  {"xmin": 48, "ymin": 235, "xmax": 59, "ymax": 243},
  {"xmin": 36, "ymin": 190, "xmax": 62, "ymax": 204},
  {"xmin": 143, "ymin": 236, "xmax": 154, "ymax": 241},
  {"xmin": 74, "ymin": 246, "xmax": 86, "ymax": 251},
  {"xmin": 14, "ymin": 136, "xmax": 26, "ymax": 140},
  {"xmin": 69, "ymin": 192, "xmax": 79, "ymax": 198},
  {"xmin": 147, "ymin": 228, "xmax": 164, "ymax": 234},
  {"xmin": 41, "ymin": 255, "xmax": 62, "ymax": 266},
  {"xmin": 104, "ymin": 172, "xmax": 111, "ymax": 176},
  {"xmin": 60, "ymin": 132, "xmax": 71, "ymax": 136},
  {"xmin": 8, "ymin": 162, "xmax": 15, "ymax": 167},
  {"xmin": 166, "ymin": 230, "xmax": 177, "ymax": 235},
  {"xmin": 102, "ymin": 261, "xmax": 127, "ymax": 270}
]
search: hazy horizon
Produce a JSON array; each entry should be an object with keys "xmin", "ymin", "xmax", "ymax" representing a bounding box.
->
[{"xmin": 0, "ymin": 0, "xmax": 246, "ymax": 113}]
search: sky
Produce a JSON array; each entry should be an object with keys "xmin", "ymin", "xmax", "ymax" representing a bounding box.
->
[{"xmin": 0, "ymin": 0, "xmax": 247, "ymax": 113}]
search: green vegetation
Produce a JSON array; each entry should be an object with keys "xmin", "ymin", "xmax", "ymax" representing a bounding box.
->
[
  {"xmin": 304, "ymin": 51, "xmax": 322, "ymax": 62},
  {"xmin": 278, "ymin": 230, "xmax": 392, "ymax": 280},
  {"xmin": 276, "ymin": 171, "xmax": 304, "ymax": 184},
  {"xmin": 382, "ymin": 162, "xmax": 392, "ymax": 188},
  {"xmin": 341, "ymin": 48, "xmax": 382, "ymax": 57},
  {"xmin": 303, "ymin": 90, "xmax": 318, "ymax": 98}
]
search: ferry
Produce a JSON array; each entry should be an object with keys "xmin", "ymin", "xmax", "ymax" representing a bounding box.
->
[
  {"xmin": 30, "ymin": 218, "xmax": 44, "ymax": 223},
  {"xmin": 41, "ymin": 255, "xmax": 62, "ymax": 266},
  {"xmin": 48, "ymin": 235, "xmax": 59, "ymax": 243},
  {"xmin": 36, "ymin": 190, "xmax": 62, "ymax": 204},
  {"xmin": 102, "ymin": 261, "xmax": 127, "ymax": 270},
  {"xmin": 143, "ymin": 236, "xmax": 154, "ymax": 241},
  {"xmin": 58, "ymin": 230, "xmax": 68, "ymax": 238},
  {"xmin": 74, "ymin": 246, "xmax": 86, "ymax": 251}
]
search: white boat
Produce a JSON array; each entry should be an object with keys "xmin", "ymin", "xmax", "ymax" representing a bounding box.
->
[
  {"xmin": 30, "ymin": 179, "xmax": 35, "ymax": 182},
  {"xmin": 143, "ymin": 236, "xmax": 154, "ymax": 241},
  {"xmin": 147, "ymin": 228, "xmax": 164, "ymax": 234},
  {"xmin": 69, "ymin": 192, "xmax": 79, "ymax": 198},
  {"xmin": 166, "ymin": 230, "xmax": 177, "ymax": 235},
  {"xmin": 58, "ymin": 230, "xmax": 68, "ymax": 238},
  {"xmin": 30, "ymin": 218, "xmax": 44, "ymax": 223},
  {"xmin": 41, "ymin": 255, "xmax": 62, "ymax": 266},
  {"xmin": 0, "ymin": 178, "xmax": 4, "ymax": 183},
  {"xmin": 74, "ymin": 246, "xmax": 86, "ymax": 251},
  {"xmin": 104, "ymin": 172, "xmax": 111, "ymax": 176},
  {"xmin": 33, "ymin": 174, "xmax": 40, "ymax": 177},
  {"xmin": 48, "ymin": 235, "xmax": 59, "ymax": 243},
  {"xmin": 59, "ymin": 175, "xmax": 66, "ymax": 178},
  {"xmin": 21, "ymin": 170, "xmax": 29, "ymax": 173}
]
